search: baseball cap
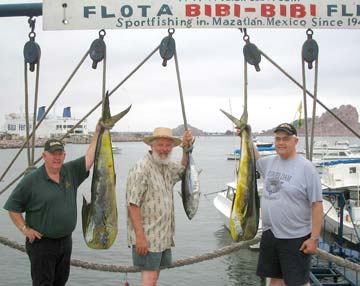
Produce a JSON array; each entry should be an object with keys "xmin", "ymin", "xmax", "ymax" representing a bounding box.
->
[
  {"xmin": 274, "ymin": 123, "xmax": 297, "ymax": 136},
  {"xmin": 44, "ymin": 139, "xmax": 65, "ymax": 153}
]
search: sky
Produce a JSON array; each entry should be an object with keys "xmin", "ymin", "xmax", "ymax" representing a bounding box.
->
[{"xmin": 1, "ymin": 1, "xmax": 360, "ymax": 133}]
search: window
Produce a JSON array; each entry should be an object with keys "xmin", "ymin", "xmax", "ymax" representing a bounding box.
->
[
  {"xmin": 7, "ymin": 124, "xmax": 16, "ymax": 131},
  {"xmin": 18, "ymin": 124, "xmax": 27, "ymax": 131}
]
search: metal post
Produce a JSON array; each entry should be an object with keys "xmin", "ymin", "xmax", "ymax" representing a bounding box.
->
[
  {"xmin": 0, "ymin": 3, "xmax": 42, "ymax": 17},
  {"xmin": 338, "ymin": 193, "xmax": 345, "ymax": 255}
]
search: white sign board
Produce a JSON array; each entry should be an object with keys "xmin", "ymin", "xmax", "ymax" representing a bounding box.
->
[{"xmin": 43, "ymin": 0, "xmax": 360, "ymax": 30}]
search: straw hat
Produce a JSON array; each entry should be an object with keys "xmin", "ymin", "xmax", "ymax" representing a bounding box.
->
[{"xmin": 143, "ymin": 127, "xmax": 182, "ymax": 147}]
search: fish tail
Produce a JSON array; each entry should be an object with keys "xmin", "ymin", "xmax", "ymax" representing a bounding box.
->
[
  {"xmin": 220, "ymin": 108, "xmax": 249, "ymax": 130},
  {"xmin": 109, "ymin": 105, "xmax": 132, "ymax": 126},
  {"xmin": 82, "ymin": 196, "xmax": 91, "ymax": 236},
  {"xmin": 102, "ymin": 91, "xmax": 132, "ymax": 128},
  {"xmin": 220, "ymin": 109, "xmax": 241, "ymax": 128}
]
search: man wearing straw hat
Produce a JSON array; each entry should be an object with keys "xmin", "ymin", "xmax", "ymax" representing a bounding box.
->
[{"xmin": 126, "ymin": 127, "xmax": 193, "ymax": 286}]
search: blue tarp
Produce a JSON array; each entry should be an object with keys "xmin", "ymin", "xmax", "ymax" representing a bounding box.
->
[
  {"xmin": 234, "ymin": 146, "xmax": 276, "ymax": 155},
  {"xmin": 319, "ymin": 159, "xmax": 360, "ymax": 166}
]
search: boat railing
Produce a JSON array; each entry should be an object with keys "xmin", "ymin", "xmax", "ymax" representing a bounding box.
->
[
  {"xmin": 323, "ymin": 191, "xmax": 360, "ymax": 249},
  {"xmin": 311, "ymin": 238, "xmax": 360, "ymax": 286}
]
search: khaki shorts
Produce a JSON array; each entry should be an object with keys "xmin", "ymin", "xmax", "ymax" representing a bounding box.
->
[{"xmin": 132, "ymin": 247, "xmax": 172, "ymax": 271}]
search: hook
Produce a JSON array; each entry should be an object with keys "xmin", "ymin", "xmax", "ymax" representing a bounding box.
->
[
  {"xmin": 28, "ymin": 17, "xmax": 36, "ymax": 40},
  {"xmin": 239, "ymin": 28, "xmax": 250, "ymax": 43}
]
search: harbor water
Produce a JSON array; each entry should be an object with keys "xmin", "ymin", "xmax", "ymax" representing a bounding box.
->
[{"xmin": 0, "ymin": 136, "xmax": 359, "ymax": 286}]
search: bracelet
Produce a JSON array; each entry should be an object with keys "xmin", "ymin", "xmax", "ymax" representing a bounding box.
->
[
  {"xmin": 310, "ymin": 236, "xmax": 319, "ymax": 241},
  {"xmin": 21, "ymin": 224, "xmax": 27, "ymax": 232}
]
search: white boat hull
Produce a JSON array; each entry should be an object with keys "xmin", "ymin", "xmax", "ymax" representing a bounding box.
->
[
  {"xmin": 213, "ymin": 184, "xmax": 263, "ymax": 240},
  {"xmin": 322, "ymin": 199, "xmax": 360, "ymax": 245}
]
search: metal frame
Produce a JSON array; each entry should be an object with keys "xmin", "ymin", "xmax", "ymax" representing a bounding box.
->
[{"xmin": 0, "ymin": 3, "xmax": 42, "ymax": 17}]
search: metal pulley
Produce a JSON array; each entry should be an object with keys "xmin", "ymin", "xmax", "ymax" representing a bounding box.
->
[
  {"xmin": 90, "ymin": 29, "xmax": 106, "ymax": 69},
  {"xmin": 159, "ymin": 28, "xmax": 175, "ymax": 67},
  {"xmin": 23, "ymin": 36, "xmax": 41, "ymax": 72},
  {"xmin": 243, "ymin": 34, "xmax": 261, "ymax": 72},
  {"xmin": 24, "ymin": 18, "xmax": 41, "ymax": 72},
  {"xmin": 302, "ymin": 29, "xmax": 318, "ymax": 69}
]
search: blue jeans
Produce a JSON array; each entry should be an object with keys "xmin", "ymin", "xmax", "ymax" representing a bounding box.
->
[{"xmin": 26, "ymin": 235, "xmax": 72, "ymax": 286}]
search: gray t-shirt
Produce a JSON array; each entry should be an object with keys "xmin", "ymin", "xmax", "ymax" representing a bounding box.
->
[{"xmin": 256, "ymin": 154, "xmax": 322, "ymax": 239}]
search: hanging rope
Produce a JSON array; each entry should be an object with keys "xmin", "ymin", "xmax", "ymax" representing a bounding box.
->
[
  {"xmin": 173, "ymin": 35, "xmax": 189, "ymax": 130},
  {"xmin": 0, "ymin": 44, "xmax": 160, "ymax": 195},
  {"xmin": 258, "ymin": 49, "xmax": 360, "ymax": 139},
  {"xmin": 89, "ymin": 29, "xmax": 107, "ymax": 112},
  {"xmin": 159, "ymin": 28, "xmax": 191, "ymax": 145},
  {"xmin": 301, "ymin": 29, "xmax": 319, "ymax": 161},
  {"xmin": 0, "ymin": 49, "xmax": 90, "ymax": 183},
  {"xmin": 23, "ymin": 16, "xmax": 41, "ymax": 168}
]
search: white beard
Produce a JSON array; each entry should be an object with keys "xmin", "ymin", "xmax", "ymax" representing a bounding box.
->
[{"xmin": 152, "ymin": 150, "xmax": 172, "ymax": 165}]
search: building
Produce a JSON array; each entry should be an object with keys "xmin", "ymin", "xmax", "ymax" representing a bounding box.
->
[{"xmin": 3, "ymin": 106, "xmax": 88, "ymax": 138}]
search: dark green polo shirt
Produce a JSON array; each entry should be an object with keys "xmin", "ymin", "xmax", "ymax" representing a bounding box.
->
[{"xmin": 4, "ymin": 156, "xmax": 89, "ymax": 238}]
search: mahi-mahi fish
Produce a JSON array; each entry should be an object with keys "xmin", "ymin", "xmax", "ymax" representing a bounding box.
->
[
  {"xmin": 181, "ymin": 143, "xmax": 200, "ymax": 220},
  {"xmin": 82, "ymin": 92, "xmax": 131, "ymax": 249},
  {"xmin": 220, "ymin": 108, "xmax": 260, "ymax": 241}
]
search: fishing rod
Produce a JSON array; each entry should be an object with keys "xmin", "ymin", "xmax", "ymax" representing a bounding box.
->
[{"xmin": 203, "ymin": 189, "xmax": 227, "ymax": 197}]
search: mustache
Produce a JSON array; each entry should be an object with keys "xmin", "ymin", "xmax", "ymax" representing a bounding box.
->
[{"xmin": 152, "ymin": 150, "xmax": 172, "ymax": 165}]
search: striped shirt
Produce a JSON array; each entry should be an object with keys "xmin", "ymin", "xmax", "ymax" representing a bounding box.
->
[{"xmin": 126, "ymin": 152, "xmax": 185, "ymax": 252}]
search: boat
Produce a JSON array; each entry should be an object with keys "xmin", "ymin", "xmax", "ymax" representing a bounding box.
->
[
  {"xmin": 312, "ymin": 140, "xmax": 348, "ymax": 155},
  {"xmin": 311, "ymin": 237, "xmax": 360, "ymax": 286},
  {"xmin": 321, "ymin": 160, "xmax": 360, "ymax": 245},
  {"xmin": 312, "ymin": 150, "xmax": 360, "ymax": 173},
  {"xmin": 227, "ymin": 146, "xmax": 276, "ymax": 161},
  {"xmin": 319, "ymin": 149, "xmax": 360, "ymax": 161},
  {"xmin": 213, "ymin": 181, "xmax": 263, "ymax": 247},
  {"xmin": 311, "ymin": 140, "xmax": 360, "ymax": 160},
  {"xmin": 3, "ymin": 106, "xmax": 88, "ymax": 138},
  {"xmin": 213, "ymin": 182, "xmax": 236, "ymax": 229},
  {"xmin": 335, "ymin": 140, "xmax": 360, "ymax": 154},
  {"xmin": 253, "ymin": 136, "xmax": 273, "ymax": 148},
  {"xmin": 313, "ymin": 165, "xmax": 360, "ymax": 286}
]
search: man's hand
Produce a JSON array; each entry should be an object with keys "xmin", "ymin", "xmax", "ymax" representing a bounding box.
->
[
  {"xmin": 300, "ymin": 238, "xmax": 318, "ymax": 254},
  {"xmin": 95, "ymin": 120, "xmax": 104, "ymax": 133},
  {"xmin": 181, "ymin": 129, "xmax": 193, "ymax": 150},
  {"xmin": 23, "ymin": 227, "xmax": 43, "ymax": 243},
  {"xmin": 135, "ymin": 234, "xmax": 148, "ymax": 256}
]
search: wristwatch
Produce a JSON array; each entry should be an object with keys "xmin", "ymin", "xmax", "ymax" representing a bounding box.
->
[{"xmin": 310, "ymin": 236, "xmax": 319, "ymax": 241}]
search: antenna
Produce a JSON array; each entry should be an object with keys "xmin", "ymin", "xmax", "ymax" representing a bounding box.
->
[{"xmin": 228, "ymin": 98, "xmax": 238, "ymax": 182}]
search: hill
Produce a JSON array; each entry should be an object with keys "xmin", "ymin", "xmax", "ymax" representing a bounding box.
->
[
  {"xmin": 172, "ymin": 124, "xmax": 205, "ymax": 136},
  {"xmin": 260, "ymin": 104, "xmax": 360, "ymax": 136}
]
